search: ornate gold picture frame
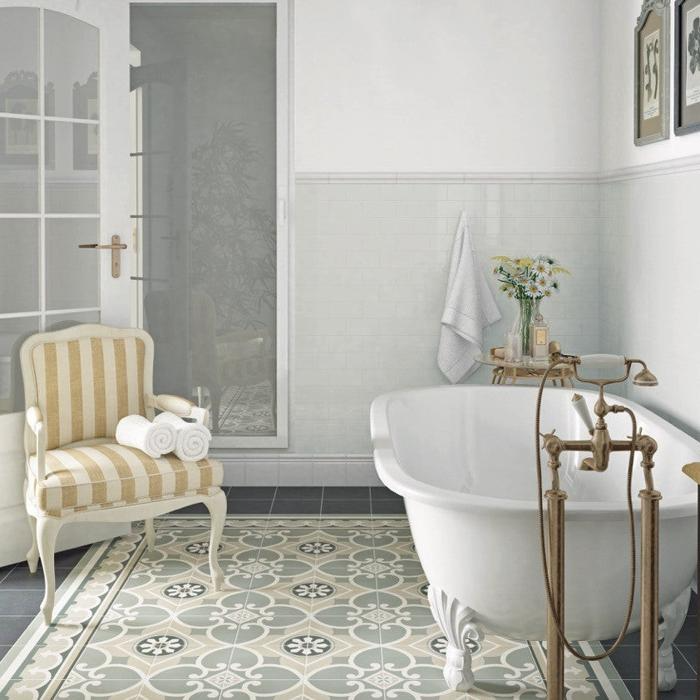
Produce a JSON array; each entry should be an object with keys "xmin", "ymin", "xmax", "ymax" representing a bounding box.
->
[{"xmin": 635, "ymin": 0, "xmax": 671, "ymax": 145}]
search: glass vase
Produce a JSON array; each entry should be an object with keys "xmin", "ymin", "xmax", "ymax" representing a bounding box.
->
[{"xmin": 512, "ymin": 297, "xmax": 534, "ymax": 359}]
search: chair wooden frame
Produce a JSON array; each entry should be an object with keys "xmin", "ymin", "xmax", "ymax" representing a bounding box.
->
[{"xmin": 20, "ymin": 324, "xmax": 227, "ymax": 625}]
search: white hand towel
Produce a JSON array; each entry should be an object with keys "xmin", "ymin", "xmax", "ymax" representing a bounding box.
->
[
  {"xmin": 154, "ymin": 411, "xmax": 212, "ymax": 462},
  {"xmin": 115, "ymin": 414, "xmax": 177, "ymax": 458},
  {"xmin": 437, "ymin": 212, "xmax": 502, "ymax": 383}
]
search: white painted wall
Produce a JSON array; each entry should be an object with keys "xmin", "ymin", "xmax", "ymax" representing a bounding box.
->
[
  {"xmin": 600, "ymin": 0, "xmax": 700, "ymax": 171},
  {"xmin": 295, "ymin": 0, "xmax": 601, "ymax": 173},
  {"xmin": 599, "ymin": 2, "xmax": 700, "ymax": 440},
  {"xmin": 600, "ymin": 174, "xmax": 700, "ymax": 439}
]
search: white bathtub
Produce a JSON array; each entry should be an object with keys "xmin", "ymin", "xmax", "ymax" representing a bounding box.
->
[{"xmin": 370, "ymin": 384, "xmax": 698, "ymax": 691}]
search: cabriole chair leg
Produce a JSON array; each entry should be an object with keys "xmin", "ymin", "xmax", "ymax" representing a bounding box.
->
[
  {"xmin": 206, "ymin": 491, "xmax": 227, "ymax": 591},
  {"xmin": 144, "ymin": 519, "xmax": 156, "ymax": 550},
  {"xmin": 26, "ymin": 514, "xmax": 39, "ymax": 574},
  {"xmin": 36, "ymin": 517, "xmax": 61, "ymax": 625}
]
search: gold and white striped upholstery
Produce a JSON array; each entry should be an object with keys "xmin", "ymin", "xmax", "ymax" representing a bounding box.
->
[
  {"xmin": 29, "ymin": 443, "xmax": 223, "ymax": 517},
  {"xmin": 30, "ymin": 335, "xmax": 147, "ymax": 450}
]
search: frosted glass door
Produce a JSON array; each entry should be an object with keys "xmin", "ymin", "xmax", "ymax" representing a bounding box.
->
[
  {"xmin": 0, "ymin": 6, "xmax": 101, "ymax": 414},
  {"xmin": 130, "ymin": 2, "xmax": 288, "ymax": 447}
]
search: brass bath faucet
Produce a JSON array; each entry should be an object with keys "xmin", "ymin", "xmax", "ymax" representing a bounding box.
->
[
  {"xmin": 542, "ymin": 352, "xmax": 658, "ymax": 478},
  {"xmin": 535, "ymin": 351, "xmax": 661, "ymax": 700}
]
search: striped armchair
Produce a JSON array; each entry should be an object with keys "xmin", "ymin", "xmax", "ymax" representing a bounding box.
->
[{"xmin": 20, "ymin": 324, "xmax": 226, "ymax": 625}]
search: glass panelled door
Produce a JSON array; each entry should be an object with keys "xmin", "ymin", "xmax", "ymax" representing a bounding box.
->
[
  {"xmin": 130, "ymin": 1, "xmax": 289, "ymax": 448},
  {"xmin": 0, "ymin": 1, "xmax": 132, "ymax": 416}
]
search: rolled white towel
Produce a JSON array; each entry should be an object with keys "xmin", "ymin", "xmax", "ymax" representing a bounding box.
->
[
  {"xmin": 154, "ymin": 411, "xmax": 211, "ymax": 462},
  {"xmin": 115, "ymin": 414, "xmax": 177, "ymax": 458}
]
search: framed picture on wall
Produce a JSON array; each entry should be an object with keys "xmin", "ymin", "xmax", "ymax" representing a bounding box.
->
[
  {"xmin": 675, "ymin": 0, "xmax": 700, "ymax": 133},
  {"xmin": 635, "ymin": 0, "xmax": 671, "ymax": 145}
]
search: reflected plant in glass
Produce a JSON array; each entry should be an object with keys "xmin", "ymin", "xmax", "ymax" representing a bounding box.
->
[
  {"xmin": 189, "ymin": 122, "xmax": 276, "ymax": 435},
  {"xmin": 190, "ymin": 121, "xmax": 275, "ymax": 332}
]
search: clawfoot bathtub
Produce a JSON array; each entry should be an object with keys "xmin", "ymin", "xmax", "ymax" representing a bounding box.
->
[{"xmin": 370, "ymin": 385, "xmax": 697, "ymax": 692}]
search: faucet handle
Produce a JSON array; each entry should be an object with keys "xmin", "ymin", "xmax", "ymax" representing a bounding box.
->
[{"xmin": 571, "ymin": 393, "xmax": 594, "ymax": 433}]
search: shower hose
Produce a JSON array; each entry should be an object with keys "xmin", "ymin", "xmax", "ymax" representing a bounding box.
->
[{"xmin": 535, "ymin": 362, "xmax": 638, "ymax": 662}]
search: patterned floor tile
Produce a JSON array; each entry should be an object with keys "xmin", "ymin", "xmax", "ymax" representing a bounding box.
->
[{"xmin": 0, "ymin": 516, "xmax": 631, "ymax": 699}]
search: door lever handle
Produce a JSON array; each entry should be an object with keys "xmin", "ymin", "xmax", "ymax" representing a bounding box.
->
[
  {"xmin": 78, "ymin": 243, "xmax": 128, "ymax": 250},
  {"xmin": 78, "ymin": 235, "xmax": 127, "ymax": 278}
]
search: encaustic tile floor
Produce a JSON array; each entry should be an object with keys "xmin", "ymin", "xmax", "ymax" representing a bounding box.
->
[{"xmin": 0, "ymin": 487, "xmax": 695, "ymax": 699}]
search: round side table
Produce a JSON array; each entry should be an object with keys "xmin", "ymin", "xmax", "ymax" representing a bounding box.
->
[{"xmin": 475, "ymin": 353, "xmax": 575, "ymax": 387}]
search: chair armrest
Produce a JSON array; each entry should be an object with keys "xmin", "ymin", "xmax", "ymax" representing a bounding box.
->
[
  {"xmin": 26, "ymin": 406, "xmax": 46, "ymax": 481},
  {"xmin": 682, "ymin": 462, "xmax": 700, "ymax": 485},
  {"xmin": 147, "ymin": 394, "xmax": 209, "ymax": 424}
]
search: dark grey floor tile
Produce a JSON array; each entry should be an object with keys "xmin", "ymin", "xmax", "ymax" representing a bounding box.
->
[
  {"xmin": 624, "ymin": 679, "xmax": 696, "ymax": 698},
  {"xmin": 676, "ymin": 645, "xmax": 699, "ymax": 673},
  {"xmin": 53, "ymin": 545, "xmax": 91, "ymax": 568},
  {"xmin": 610, "ymin": 644, "xmax": 695, "ymax": 681},
  {"xmin": 602, "ymin": 628, "xmax": 641, "ymax": 648},
  {"xmin": 370, "ymin": 486, "xmax": 401, "ymax": 501},
  {"xmin": 226, "ymin": 499, "xmax": 274, "ymax": 514},
  {"xmin": 321, "ymin": 500, "xmax": 371, "ymax": 514},
  {"xmin": 0, "ymin": 566, "xmax": 70, "ymax": 590},
  {"xmin": 0, "ymin": 645, "xmax": 12, "ymax": 661},
  {"xmin": 0, "ymin": 565, "xmax": 15, "ymax": 584},
  {"xmin": 324, "ymin": 487, "xmax": 370, "ymax": 500},
  {"xmin": 673, "ymin": 646, "xmax": 698, "ymax": 679},
  {"xmin": 609, "ymin": 645, "xmax": 639, "ymax": 680},
  {"xmin": 371, "ymin": 499, "xmax": 406, "ymax": 514},
  {"xmin": 227, "ymin": 487, "xmax": 276, "ymax": 500},
  {"xmin": 676, "ymin": 614, "xmax": 698, "ymax": 646},
  {"xmin": 0, "ymin": 590, "xmax": 44, "ymax": 615},
  {"xmin": 0, "ymin": 616, "xmax": 34, "ymax": 645},
  {"xmin": 171, "ymin": 502, "xmax": 210, "ymax": 515},
  {"xmin": 689, "ymin": 593, "xmax": 697, "ymax": 616},
  {"xmin": 275, "ymin": 487, "xmax": 322, "ymax": 500},
  {"xmin": 270, "ymin": 499, "xmax": 322, "ymax": 515}
]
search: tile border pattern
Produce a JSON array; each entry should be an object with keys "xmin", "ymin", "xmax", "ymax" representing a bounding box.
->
[{"xmin": 0, "ymin": 515, "xmax": 631, "ymax": 699}]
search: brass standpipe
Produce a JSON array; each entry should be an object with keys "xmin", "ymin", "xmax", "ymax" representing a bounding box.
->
[{"xmin": 535, "ymin": 352, "xmax": 659, "ymax": 700}]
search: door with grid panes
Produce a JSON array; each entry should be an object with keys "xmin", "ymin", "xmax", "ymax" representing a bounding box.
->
[{"xmin": 0, "ymin": 1, "xmax": 132, "ymax": 565}]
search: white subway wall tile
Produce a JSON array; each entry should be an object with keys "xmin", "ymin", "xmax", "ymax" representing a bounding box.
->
[
  {"xmin": 289, "ymin": 179, "xmax": 600, "ymax": 462},
  {"xmin": 244, "ymin": 461, "xmax": 280, "ymax": 486}
]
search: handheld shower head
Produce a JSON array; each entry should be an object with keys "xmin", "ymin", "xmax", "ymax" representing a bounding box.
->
[{"xmin": 633, "ymin": 367, "xmax": 658, "ymax": 386}]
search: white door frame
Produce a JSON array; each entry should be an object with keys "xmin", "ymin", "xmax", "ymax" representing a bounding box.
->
[{"xmin": 129, "ymin": 0, "xmax": 293, "ymax": 449}]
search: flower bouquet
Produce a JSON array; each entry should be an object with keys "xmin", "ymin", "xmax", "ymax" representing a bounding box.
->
[{"xmin": 492, "ymin": 255, "xmax": 569, "ymax": 358}]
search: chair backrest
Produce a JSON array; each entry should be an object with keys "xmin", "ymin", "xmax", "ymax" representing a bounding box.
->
[{"xmin": 20, "ymin": 324, "xmax": 154, "ymax": 451}]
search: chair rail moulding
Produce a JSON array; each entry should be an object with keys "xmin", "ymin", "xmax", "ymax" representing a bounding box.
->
[{"xmin": 295, "ymin": 156, "xmax": 700, "ymax": 184}]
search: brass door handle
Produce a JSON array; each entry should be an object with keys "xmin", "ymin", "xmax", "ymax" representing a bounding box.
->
[
  {"xmin": 78, "ymin": 235, "xmax": 127, "ymax": 278},
  {"xmin": 78, "ymin": 243, "xmax": 128, "ymax": 250}
]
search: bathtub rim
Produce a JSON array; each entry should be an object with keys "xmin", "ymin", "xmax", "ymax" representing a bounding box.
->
[{"xmin": 370, "ymin": 384, "xmax": 698, "ymax": 522}]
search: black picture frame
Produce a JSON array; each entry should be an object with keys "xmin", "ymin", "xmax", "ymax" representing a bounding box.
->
[{"xmin": 675, "ymin": 0, "xmax": 700, "ymax": 134}]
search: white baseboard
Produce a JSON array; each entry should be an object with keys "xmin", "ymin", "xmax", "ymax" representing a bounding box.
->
[{"xmin": 214, "ymin": 452, "xmax": 382, "ymax": 487}]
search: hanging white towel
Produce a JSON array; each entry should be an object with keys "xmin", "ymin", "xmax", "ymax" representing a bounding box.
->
[
  {"xmin": 154, "ymin": 411, "xmax": 212, "ymax": 462},
  {"xmin": 115, "ymin": 414, "xmax": 178, "ymax": 458},
  {"xmin": 437, "ymin": 212, "xmax": 501, "ymax": 382}
]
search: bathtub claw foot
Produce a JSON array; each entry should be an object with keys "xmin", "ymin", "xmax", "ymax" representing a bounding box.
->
[
  {"xmin": 658, "ymin": 584, "xmax": 691, "ymax": 691},
  {"xmin": 444, "ymin": 644, "xmax": 475, "ymax": 691},
  {"xmin": 428, "ymin": 584, "xmax": 477, "ymax": 691}
]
